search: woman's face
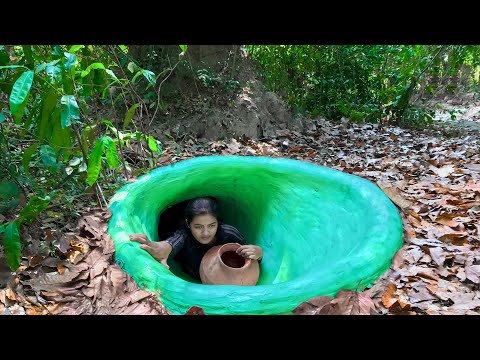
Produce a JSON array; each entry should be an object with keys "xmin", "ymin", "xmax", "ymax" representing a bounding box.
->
[{"xmin": 188, "ymin": 213, "xmax": 218, "ymax": 245}]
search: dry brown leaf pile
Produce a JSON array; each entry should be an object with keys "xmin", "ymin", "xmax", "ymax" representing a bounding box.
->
[
  {"xmin": 2, "ymin": 116, "xmax": 479, "ymax": 315},
  {"xmin": 1, "ymin": 209, "xmax": 171, "ymax": 315}
]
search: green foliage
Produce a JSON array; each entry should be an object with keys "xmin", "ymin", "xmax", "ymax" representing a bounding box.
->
[
  {"xmin": 0, "ymin": 44, "xmax": 177, "ymax": 269},
  {"xmin": 123, "ymin": 103, "xmax": 139, "ymax": 129},
  {"xmin": 39, "ymin": 144, "xmax": 58, "ymax": 170},
  {"xmin": 223, "ymin": 79, "xmax": 241, "ymax": 92},
  {"xmin": 3, "ymin": 222, "xmax": 20, "ymax": 270},
  {"xmin": 397, "ymin": 106, "xmax": 435, "ymax": 128},
  {"xmin": 60, "ymin": 95, "xmax": 80, "ymax": 128},
  {"xmin": 0, "ymin": 194, "xmax": 52, "ymax": 270},
  {"xmin": 196, "ymin": 68, "xmax": 240, "ymax": 92},
  {"xmin": 197, "ymin": 68, "xmax": 221, "ymax": 88},
  {"xmin": 0, "ymin": 179, "xmax": 20, "ymax": 212},
  {"xmin": 103, "ymin": 136, "xmax": 119, "ymax": 169},
  {"xmin": 17, "ymin": 194, "xmax": 52, "ymax": 224},
  {"xmin": 249, "ymin": 45, "xmax": 480, "ymax": 125},
  {"xmin": 87, "ymin": 137, "xmax": 107, "ymax": 186},
  {"xmin": 9, "ymin": 70, "xmax": 33, "ymax": 123}
]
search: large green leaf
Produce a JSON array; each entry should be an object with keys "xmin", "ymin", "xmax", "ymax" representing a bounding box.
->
[
  {"xmin": 13, "ymin": 96, "xmax": 29, "ymax": 125},
  {"xmin": 39, "ymin": 144, "xmax": 57, "ymax": 168},
  {"xmin": 45, "ymin": 63, "xmax": 62, "ymax": 81},
  {"xmin": 18, "ymin": 195, "xmax": 51, "ymax": 224},
  {"xmin": 22, "ymin": 143, "xmax": 39, "ymax": 173},
  {"xmin": 50, "ymin": 110, "xmax": 73, "ymax": 158},
  {"xmin": 131, "ymin": 69, "xmax": 143, "ymax": 83},
  {"xmin": 60, "ymin": 95, "xmax": 80, "ymax": 128},
  {"xmin": 179, "ymin": 45, "xmax": 188, "ymax": 52},
  {"xmin": 106, "ymin": 69, "xmax": 121, "ymax": 84},
  {"xmin": 81, "ymin": 62, "xmax": 105, "ymax": 78},
  {"xmin": 147, "ymin": 135, "xmax": 159, "ymax": 152},
  {"xmin": 0, "ymin": 65, "xmax": 28, "ymax": 70},
  {"xmin": 9, "ymin": 70, "xmax": 34, "ymax": 122},
  {"xmin": 102, "ymin": 136, "xmax": 119, "ymax": 169},
  {"xmin": 4, "ymin": 222, "xmax": 20, "ymax": 270},
  {"xmin": 102, "ymin": 119, "xmax": 115, "ymax": 129},
  {"xmin": 68, "ymin": 45, "xmax": 84, "ymax": 53},
  {"xmin": 127, "ymin": 62, "xmax": 138, "ymax": 73},
  {"xmin": 35, "ymin": 60, "xmax": 60, "ymax": 74},
  {"xmin": 87, "ymin": 138, "xmax": 104, "ymax": 186},
  {"xmin": 37, "ymin": 88, "xmax": 58, "ymax": 141},
  {"xmin": 0, "ymin": 112, "xmax": 5, "ymax": 123},
  {"xmin": 143, "ymin": 70, "xmax": 156, "ymax": 87},
  {"xmin": 63, "ymin": 52, "xmax": 76, "ymax": 70},
  {"xmin": 123, "ymin": 103, "xmax": 139, "ymax": 129},
  {"xmin": 19, "ymin": 99, "xmax": 40, "ymax": 139}
]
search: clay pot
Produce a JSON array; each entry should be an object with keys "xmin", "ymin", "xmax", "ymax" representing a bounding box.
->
[{"xmin": 199, "ymin": 243, "xmax": 260, "ymax": 286}]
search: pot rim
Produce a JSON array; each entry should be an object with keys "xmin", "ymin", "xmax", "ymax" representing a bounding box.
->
[{"xmin": 218, "ymin": 242, "xmax": 251, "ymax": 269}]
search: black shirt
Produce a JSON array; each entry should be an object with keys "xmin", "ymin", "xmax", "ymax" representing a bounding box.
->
[{"xmin": 165, "ymin": 223, "xmax": 246, "ymax": 280}]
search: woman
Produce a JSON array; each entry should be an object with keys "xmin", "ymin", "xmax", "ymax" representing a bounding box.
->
[{"xmin": 129, "ymin": 197, "xmax": 263, "ymax": 281}]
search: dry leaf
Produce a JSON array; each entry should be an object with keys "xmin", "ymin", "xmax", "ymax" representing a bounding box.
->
[
  {"xmin": 0, "ymin": 290, "xmax": 6, "ymax": 305},
  {"xmin": 428, "ymin": 247, "xmax": 446, "ymax": 267},
  {"xmin": 381, "ymin": 283, "xmax": 398, "ymax": 309},
  {"xmin": 465, "ymin": 265, "xmax": 480, "ymax": 284},
  {"xmin": 57, "ymin": 264, "xmax": 65, "ymax": 275},
  {"xmin": 464, "ymin": 164, "xmax": 480, "ymax": 172},
  {"xmin": 6, "ymin": 288, "xmax": 16, "ymax": 301},
  {"xmin": 430, "ymin": 164, "xmax": 455, "ymax": 178},
  {"xmin": 319, "ymin": 290, "xmax": 375, "ymax": 315},
  {"xmin": 26, "ymin": 308, "xmax": 46, "ymax": 315},
  {"xmin": 28, "ymin": 255, "xmax": 45, "ymax": 267},
  {"xmin": 435, "ymin": 212, "xmax": 461, "ymax": 227},
  {"xmin": 377, "ymin": 182, "xmax": 413, "ymax": 209},
  {"xmin": 293, "ymin": 296, "xmax": 333, "ymax": 315}
]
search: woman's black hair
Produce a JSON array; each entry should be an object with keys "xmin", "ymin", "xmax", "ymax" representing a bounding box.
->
[{"xmin": 185, "ymin": 197, "xmax": 219, "ymax": 223}]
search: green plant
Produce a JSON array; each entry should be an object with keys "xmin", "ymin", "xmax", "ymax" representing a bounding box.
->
[
  {"xmin": 197, "ymin": 68, "xmax": 221, "ymax": 88},
  {"xmin": 249, "ymin": 45, "xmax": 480, "ymax": 126},
  {"xmin": 0, "ymin": 193, "xmax": 52, "ymax": 269},
  {"xmin": 448, "ymin": 108, "xmax": 465, "ymax": 120},
  {"xmin": 196, "ymin": 68, "xmax": 241, "ymax": 93},
  {"xmin": 223, "ymin": 79, "xmax": 241, "ymax": 92},
  {"xmin": 0, "ymin": 45, "xmax": 187, "ymax": 270},
  {"xmin": 399, "ymin": 105, "xmax": 435, "ymax": 128}
]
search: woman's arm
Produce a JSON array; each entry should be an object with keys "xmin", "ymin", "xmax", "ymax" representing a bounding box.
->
[
  {"xmin": 164, "ymin": 227, "xmax": 188, "ymax": 258},
  {"xmin": 129, "ymin": 227, "xmax": 188, "ymax": 269}
]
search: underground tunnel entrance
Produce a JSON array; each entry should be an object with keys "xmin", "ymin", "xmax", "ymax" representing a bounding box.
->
[
  {"xmin": 157, "ymin": 197, "xmax": 248, "ymax": 283},
  {"xmin": 158, "ymin": 199, "xmax": 190, "ymax": 240},
  {"xmin": 109, "ymin": 155, "xmax": 403, "ymax": 314}
]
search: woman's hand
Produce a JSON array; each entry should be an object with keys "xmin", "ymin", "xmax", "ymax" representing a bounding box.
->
[
  {"xmin": 236, "ymin": 245, "xmax": 263, "ymax": 261},
  {"xmin": 129, "ymin": 234, "xmax": 172, "ymax": 269}
]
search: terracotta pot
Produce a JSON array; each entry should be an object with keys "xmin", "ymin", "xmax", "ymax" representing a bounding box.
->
[{"xmin": 199, "ymin": 243, "xmax": 260, "ymax": 286}]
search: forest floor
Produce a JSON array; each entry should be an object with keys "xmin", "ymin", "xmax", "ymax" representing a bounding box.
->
[{"xmin": 0, "ymin": 92, "xmax": 479, "ymax": 315}]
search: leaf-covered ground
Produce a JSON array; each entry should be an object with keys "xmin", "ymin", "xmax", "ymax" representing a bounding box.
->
[{"xmin": 1, "ymin": 115, "xmax": 479, "ymax": 315}]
